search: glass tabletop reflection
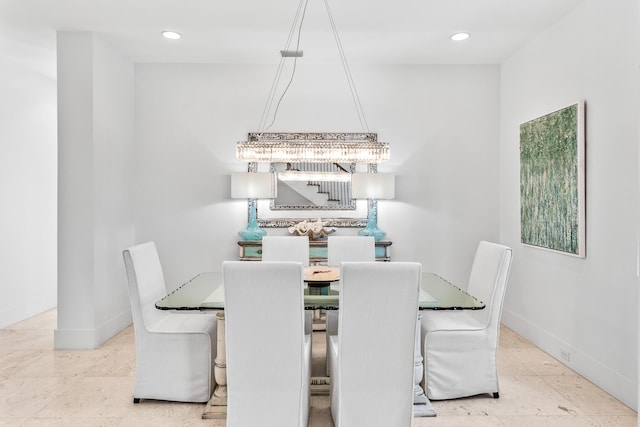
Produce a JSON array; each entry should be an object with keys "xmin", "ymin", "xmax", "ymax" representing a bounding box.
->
[{"xmin": 156, "ymin": 271, "xmax": 484, "ymax": 311}]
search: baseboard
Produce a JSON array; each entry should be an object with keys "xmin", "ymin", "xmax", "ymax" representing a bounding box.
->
[
  {"xmin": 95, "ymin": 309, "xmax": 132, "ymax": 346},
  {"xmin": 54, "ymin": 309, "xmax": 132, "ymax": 349},
  {"xmin": 0, "ymin": 303, "xmax": 56, "ymax": 329},
  {"xmin": 501, "ymin": 309, "xmax": 637, "ymax": 411},
  {"xmin": 54, "ymin": 327, "xmax": 99, "ymax": 349}
]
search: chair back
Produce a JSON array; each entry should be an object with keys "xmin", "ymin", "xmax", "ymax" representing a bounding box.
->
[
  {"xmin": 466, "ymin": 241, "xmax": 513, "ymax": 328},
  {"xmin": 262, "ymin": 235, "xmax": 310, "ymax": 266},
  {"xmin": 334, "ymin": 261, "xmax": 421, "ymax": 427},
  {"xmin": 223, "ymin": 261, "xmax": 309, "ymax": 427},
  {"xmin": 122, "ymin": 241, "xmax": 167, "ymax": 331},
  {"xmin": 327, "ymin": 235, "xmax": 375, "ymax": 266}
]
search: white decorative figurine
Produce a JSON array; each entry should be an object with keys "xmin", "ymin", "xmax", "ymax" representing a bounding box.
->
[{"xmin": 288, "ymin": 218, "xmax": 336, "ymax": 240}]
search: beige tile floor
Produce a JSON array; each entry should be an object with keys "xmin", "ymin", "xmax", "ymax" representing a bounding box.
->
[{"xmin": 0, "ymin": 308, "xmax": 636, "ymax": 426}]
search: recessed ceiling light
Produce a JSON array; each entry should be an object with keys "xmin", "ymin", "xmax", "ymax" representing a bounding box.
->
[
  {"xmin": 161, "ymin": 31, "xmax": 182, "ymax": 40},
  {"xmin": 450, "ymin": 32, "xmax": 470, "ymax": 41}
]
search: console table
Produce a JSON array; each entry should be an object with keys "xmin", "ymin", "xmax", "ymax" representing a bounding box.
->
[{"xmin": 237, "ymin": 240, "xmax": 392, "ymax": 263}]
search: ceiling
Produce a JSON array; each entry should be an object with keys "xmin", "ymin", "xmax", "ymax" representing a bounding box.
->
[{"xmin": 0, "ymin": 0, "xmax": 586, "ymax": 79}]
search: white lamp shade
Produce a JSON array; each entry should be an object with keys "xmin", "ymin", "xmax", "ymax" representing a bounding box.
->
[
  {"xmin": 231, "ymin": 173, "xmax": 277, "ymax": 199},
  {"xmin": 351, "ymin": 173, "xmax": 395, "ymax": 199}
]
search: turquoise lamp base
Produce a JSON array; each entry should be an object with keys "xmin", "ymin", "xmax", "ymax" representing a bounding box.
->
[
  {"xmin": 239, "ymin": 198, "xmax": 267, "ymax": 241},
  {"xmin": 357, "ymin": 225, "xmax": 386, "ymax": 241},
  {"xmin": 358, "ymin": 199, "xmax": 386, "ymax": 241},
  {"xmin": 239, "ymin": 227, "xmax": 267, "ymax": 241}
]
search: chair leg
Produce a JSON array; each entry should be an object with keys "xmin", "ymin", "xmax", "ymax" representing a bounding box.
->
[
  {"xmin": 133, "ymin": 398, "xmax": 140, "ymax": 404},
  {"xmin": 493, "ymin": 392, "xmax": 499, "ymax": 399}
]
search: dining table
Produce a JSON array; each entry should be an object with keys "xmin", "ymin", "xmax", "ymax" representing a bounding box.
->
[{"xmin": 156, "ymin": 266, "xmax": 485, "ymax": 419}]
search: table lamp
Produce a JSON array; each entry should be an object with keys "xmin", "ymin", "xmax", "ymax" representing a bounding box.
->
[
  {"xmin": 351, "ymin": 173, "xmax": 395, "ymax": 241},
  {"xmin": 231, "ymin": 172, "xmax": 277, "ymax": 240}
]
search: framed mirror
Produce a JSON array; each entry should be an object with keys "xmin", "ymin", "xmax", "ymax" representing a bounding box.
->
[
  {"xmin": 270, "ymin": 161, "xmax": 356, "ymax": 210},
  {"xmin": 256, "ymin": 161, "xmax": 371, "ymax": 228}
]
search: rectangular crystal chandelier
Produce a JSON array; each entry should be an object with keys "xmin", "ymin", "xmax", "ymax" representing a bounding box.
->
[
  {"xmin": 277, "ymin": 170, "xmax": 352, "ymax": 182},
  {"xmin": 236, "ymin": 132, "xmax": 389, "ymax": 164}
]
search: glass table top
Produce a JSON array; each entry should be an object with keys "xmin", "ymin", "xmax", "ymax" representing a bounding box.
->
[{"xmin": 156, "ymin": 271, "xmax": 485, "ymax": 311}]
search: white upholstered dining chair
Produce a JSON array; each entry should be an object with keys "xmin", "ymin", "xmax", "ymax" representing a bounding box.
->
[
  {"xmin": 325, "ymin": 235, "xmax": 375, "ymax": 372},
  {"xmin": 261, "ymin": 235, "xmax": 313, "ymax": 334},
  {"xmin": 329, "ymin": 262, "xmax": 421, "ymax": 427},
  {"xmin": 223, "ymin": 261, "xmax": 311, "ymax": 427},
  {"xmin": 421, "ymin": 241, "xmax": 513, "ymax": 400},
  {"xmin": 262, "ymin": 235, "xmax": 310, "ymax": 266},
  {"xmin": 327, "ymin": 235, "xmax": 375, "ymax": 267},
  {"xmin": 122, "ymin": 241, "xmax": 217, "ymax": 403}
]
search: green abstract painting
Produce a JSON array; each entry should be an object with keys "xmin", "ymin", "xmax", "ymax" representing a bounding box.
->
[{"xmin": 520, "ymin": 102, "xmax": 585, "ymax": 257}]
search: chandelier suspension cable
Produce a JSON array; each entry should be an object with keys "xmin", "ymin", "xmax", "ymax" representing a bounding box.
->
[
  {"xmin": 257, "ymin": 55, "xmax": 287, "ymax": 131},
  {"xmin": 259, "ymin": 0, "xmax": 369, "ymax": 132},
  {"xmin": 259, "ymin": 0, "xmax": 310, "ymax": 131},
  {"xmin": 323, "ymin": 0, "xmax": 369, "ymax": 132}
]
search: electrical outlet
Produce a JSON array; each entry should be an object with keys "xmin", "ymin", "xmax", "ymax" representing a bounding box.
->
[{"xmin": 560, "ymin": 349, "xmax": 571, "ymax": 362}]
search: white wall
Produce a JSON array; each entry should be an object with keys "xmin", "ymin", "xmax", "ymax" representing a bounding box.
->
[
  {"xmin": 0, "ymin": 56, "xmax": 57, "ymax": 328},
  {"xmin": 55, "ymin": 32, "xmax": 135, "ymax": 349},
  {"xmin": 500, "ymin": 0, "xmax": 639, "ymax": 409},
  {"xmin": 134, "ymin": 63, "xmax": 501, "ymax": 289}
]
